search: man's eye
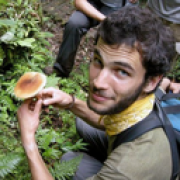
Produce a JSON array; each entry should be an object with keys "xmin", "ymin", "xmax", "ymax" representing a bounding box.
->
[
  {"xmin": 117, "ymin": 69, "xmax": 129, "ymax": 77},
  {"xmin": 93, "ymin": 57, "xmax": 102, "ymax": 66}
]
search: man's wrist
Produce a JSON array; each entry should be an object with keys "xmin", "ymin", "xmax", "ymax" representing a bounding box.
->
[
  {"xmin": 65, "ymin": 94, "xmax": 76, "ymax": 110},
  {"xmin": 23, "ymin": 142, "xmax": 38, "ymax": 153},
  {"xmin": 21, "ymin": 135, "xmax": 37, "ymax": 151}
]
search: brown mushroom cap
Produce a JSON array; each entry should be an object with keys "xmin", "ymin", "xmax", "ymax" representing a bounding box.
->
[{"xmin": 14, "ymin": 72, "xmax": 46, "ymax": 99}]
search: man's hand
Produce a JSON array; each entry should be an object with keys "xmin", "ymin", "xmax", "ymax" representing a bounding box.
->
[
  {"xmin": 17, "ymin": 98, "xmax": 54, "ymax": 180},
  {"xmin": 17, "ymin": 98, "xmax": 42, "ymax": 148},
  {"xmin": 39, "ymin": 87, "xmax": 73, "ymax": 108}
]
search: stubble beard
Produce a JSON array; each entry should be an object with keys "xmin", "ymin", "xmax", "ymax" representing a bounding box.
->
[{"xmin": 87, "ymin": 79, "xmax": 146, "ymax": 115}]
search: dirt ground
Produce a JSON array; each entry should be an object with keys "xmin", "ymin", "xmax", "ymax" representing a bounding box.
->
[{"xmin": 42, "ymin": 1, "xmax": 96, "ymax": 72}]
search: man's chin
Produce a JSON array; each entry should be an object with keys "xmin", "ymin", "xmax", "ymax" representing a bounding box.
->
[{"xmin": 87, "ymin": 98, "xmax": 109, "ymax": 115}]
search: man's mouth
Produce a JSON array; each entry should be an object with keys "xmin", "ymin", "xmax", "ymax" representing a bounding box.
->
[{"xmin": 91, "ymin": 92, "xmax": 111, "ymax": 102}]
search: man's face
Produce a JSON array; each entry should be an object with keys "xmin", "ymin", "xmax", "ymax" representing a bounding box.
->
[{"xmin": 87, "ymin": 38, "xmax": 147, "ymax": 115}]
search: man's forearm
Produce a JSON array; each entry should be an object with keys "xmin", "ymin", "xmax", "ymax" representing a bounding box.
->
[
  {"xmin": 23, "ymin": 140, "xmax": 54, "ymax": 180},
  {"xmin": 70, "ymin": 98, "xmax": 105, "ymax": 130},
  {"xmin": 74, "ymin": 0, "xmax": 106, "ymax": 21}
]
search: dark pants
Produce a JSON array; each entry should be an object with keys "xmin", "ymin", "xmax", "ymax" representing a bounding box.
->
[
  {"xmin": 60, "ymin": 117, "xmax": 108, "ymax": 180},
  {"xmin": 54, "ymin": 0, "xmax": 139, "ymax": 77}
]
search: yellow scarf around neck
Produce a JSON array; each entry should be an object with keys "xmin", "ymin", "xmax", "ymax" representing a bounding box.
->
[{"xmin": 99, "ymin": 93, "xmax": 155, "ymax": 136}]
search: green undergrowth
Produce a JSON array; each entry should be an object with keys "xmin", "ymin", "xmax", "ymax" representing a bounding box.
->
[
  {"xmin": 0, "ymin": 0, "xmax": 180, "ymax": 179},
  {"xmin": 168, "ymin": 55, "xmax": 180, "ymax": 82},
  {"xmin": 0, "ymin": 0, "xmax": 88, "ymax": 179}
]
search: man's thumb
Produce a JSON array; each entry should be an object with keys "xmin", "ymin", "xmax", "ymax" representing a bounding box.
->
[{"xmin": 35, "ymin": 99, "xmax": 43, "ymax": 113}]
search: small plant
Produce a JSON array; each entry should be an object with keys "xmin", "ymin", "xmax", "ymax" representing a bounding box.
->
[
  {"xmin": 50, "ymin": 154, "xmax": 83, "ymax": 180},
  {"xmin": 0, "ymin": 0, "xmax": 88, "ymax": 179}
]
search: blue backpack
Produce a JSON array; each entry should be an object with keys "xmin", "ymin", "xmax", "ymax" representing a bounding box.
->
[
  {"xmin": 113, "ymin": 88, "xmax": 180, "ymax": 180},
  {"xmin": 160, "ymin": 92, "xmax": 180, "ymax": 135}
]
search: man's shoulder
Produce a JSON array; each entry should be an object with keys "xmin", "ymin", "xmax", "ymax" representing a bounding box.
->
[
  {"xmin": 114, "ymin": 127, "xmax": 170, "ymax": 152},
  {"xmin": 87, "ymin": 128, "xmax": 172, "ymax": 180}
]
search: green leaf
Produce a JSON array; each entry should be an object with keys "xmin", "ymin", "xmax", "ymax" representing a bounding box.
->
[
  {"xmin": 42, "ymin": 148, "xmax": 61, "ymax": 159},
  {"xmin": 0, "ymin": 0, "xmax": 8, "ymax": 5},
  {"xmin": 46, "ymin": 75, "xmax": 60, "ymax": 88},
  {"xmin": 0, "ymin": 19, "xmax": 16, "ymax": 26},
  {"xmin": 36, "ymin": 32, "xmax": 54, "ymax": 38},
  {"xmin": 1, "ymin": 95, "xmax": 16, "ymax": 111},
  {"xmin": 17, "ymin": 38, "xmax": 35, "ymax": 48},
  {"xmin": 0, "ymin": 32, "xmax": 14, "ymax": 42},
  {"xmin": 17, "ymin": 0, "xmax": 22, "ymax": 6},
  {"xmin": 0, "ymin": 153, "xmax": 23, "ymax": 178},
  {"xmin": 50, "ymin": 155, "xmax": 83, "ymax": 180}
]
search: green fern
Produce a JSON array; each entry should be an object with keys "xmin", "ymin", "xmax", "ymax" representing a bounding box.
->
[
  {"xmin": 0, "ymin": 153, "xmax": 23, "ymax": 178},
  {"xmin": 46, "ymin": 75, "xmax": 61, "ymax": 88},
  {"xmin": 50, "ymin": 154, "xmax": 83, "ymax": 180}
]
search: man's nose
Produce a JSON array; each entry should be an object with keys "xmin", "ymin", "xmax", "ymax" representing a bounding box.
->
[{"xmin": 93, "ymin": 69, "xmax": 110, "ymax": 89}]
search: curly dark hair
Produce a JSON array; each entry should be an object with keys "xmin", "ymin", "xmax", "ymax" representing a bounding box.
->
[{"xmin": 97, "ymin": 6, "xmax": 176, "ymax": 80}]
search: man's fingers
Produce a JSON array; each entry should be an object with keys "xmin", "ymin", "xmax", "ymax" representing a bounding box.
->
[
  {"xmin": 43, "ymin": 98, "xmax": 57, "ymax": 106},
  {"xmin": 40, "ymin": 87, "xmax": 56, "ymax": 95},
  {"xmin": 34, "ymin": 99, "xmax": 43, "ymax": 114}
]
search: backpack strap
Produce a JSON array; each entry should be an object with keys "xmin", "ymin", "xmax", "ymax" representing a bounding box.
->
[
  {"xmin": 163, "ymin": 105, "xmax": 180, "ymax": 114},
  {"xmin": 113, "ymin": 111, "xmax": 162, "ymax": 149},
  {"xmin": 155, "ymin": 88, "xmax": 180, "ymax": 101},
  {"xmin": 155, "ymin": 101, "xmax": 180, "ymax": 180}
]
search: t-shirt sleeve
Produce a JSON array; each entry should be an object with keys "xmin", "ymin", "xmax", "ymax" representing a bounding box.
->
[{"xmin": 86, "ymin": 128, "xmax": 172, "ymax": 180}]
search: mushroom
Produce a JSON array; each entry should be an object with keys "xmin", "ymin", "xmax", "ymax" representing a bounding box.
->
[{"xmin": 14, "ymin": 72, "xmax": 46, "ymax": 99}]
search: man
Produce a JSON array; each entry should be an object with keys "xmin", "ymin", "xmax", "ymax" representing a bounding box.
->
[
  {"xmin": 17, "ymin": 7, "xmax": 178, "ymax": 180},
  {"xmin": 44, "ymin": 0, "xmax": 139, "ymax": 77}
]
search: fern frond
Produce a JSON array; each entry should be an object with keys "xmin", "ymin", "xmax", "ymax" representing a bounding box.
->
[
  {"xmin": 50, "ymin": 154, "xmax": 83, "ymax": 180},
  {"xmin": 0, "ymin": 153, "xmax": 23, "ymax": 178}
]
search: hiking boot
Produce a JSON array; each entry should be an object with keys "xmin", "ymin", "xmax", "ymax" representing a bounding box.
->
[{"xmin": 43, "ymin": 66, "xmax": 68, "ymax": 78}]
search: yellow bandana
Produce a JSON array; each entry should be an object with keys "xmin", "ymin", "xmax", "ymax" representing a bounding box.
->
[{"xmin": 99, "ymin": 93, "xmax": 155, "ymax": 136}]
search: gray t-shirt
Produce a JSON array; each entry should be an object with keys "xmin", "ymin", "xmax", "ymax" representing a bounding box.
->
[
  {"xmin": 148, "ymin": 0, "xmax": 180, "ymax": 24},
  {"xmin": 100, "ymin": 0, "xmax": 138, "ymax": 9}
]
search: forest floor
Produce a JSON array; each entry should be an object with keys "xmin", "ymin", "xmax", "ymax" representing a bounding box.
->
[{"xmin": 41, "ymin": 0, "xmax": 96, "ymax": 73}]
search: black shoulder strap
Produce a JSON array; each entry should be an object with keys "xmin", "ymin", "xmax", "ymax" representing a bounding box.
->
[
  {"xmin": 155, "ymin": 88, "xmax": 180, "ymax": 101},
  {"xmin": 113, "ymin": 111, "xmax": 162, "ymax": 149},
  {"xmin": 155, "ymin": 101, "xmax": 180, "ymax": 180}
]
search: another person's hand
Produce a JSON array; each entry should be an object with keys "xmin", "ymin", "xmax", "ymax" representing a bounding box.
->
[
  {"xmin": 17, "ymin": 98, "xmax": 42, "ymax": 147},
  {"xmin": 160, "ymin": 77, "xmax": 180, "ymax": 93},
  {"xmin": 160, "ymin": 78, "xmax": 171, "ymax": 92},
  {"xmin": 39, "ymin": 87, "xmax": 74, "ymax": 109},
  {"xmin": 169, "ymin": 82, "xmax": 180, "ymax": 93}
]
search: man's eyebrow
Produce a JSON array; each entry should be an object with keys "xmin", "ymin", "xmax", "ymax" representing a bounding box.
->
[
  {"xmin": 94, "ymin": 48, "xmax": 135, "ymax": 72},
  {"xmin": 114, "ymin": 61, "xmax": 135, "ymax": 72}
]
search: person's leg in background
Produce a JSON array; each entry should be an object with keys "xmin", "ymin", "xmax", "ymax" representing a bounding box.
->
[
  {"xmin": 45, "ymin": 0, "xmax": 102, "ymax": 77},
  {"xmin": 54, "ymin": 10, "xmax": 97, "ymax": 77},
  {"xmin": 75, "ymin": 117, "xmax": 108, "ymax": 162},
  {"xmin": 60, "ymin": 117, "xmax": 108, "ymax": 180}
]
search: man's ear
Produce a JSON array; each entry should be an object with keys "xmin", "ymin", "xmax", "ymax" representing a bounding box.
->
[{"xmin": 143, "ymin": 75, "xmax": 163, "ymax": 93}]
